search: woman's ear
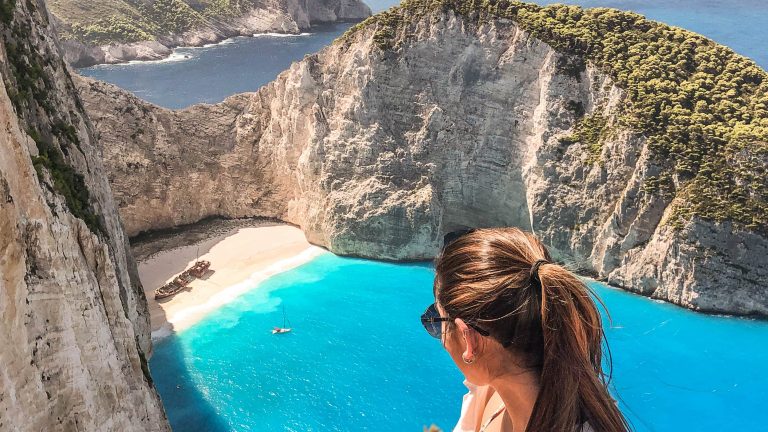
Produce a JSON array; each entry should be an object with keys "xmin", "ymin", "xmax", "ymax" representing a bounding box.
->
[{"xmin": 454, "ymin": 318, "xmax": 477, "ymax": 362}]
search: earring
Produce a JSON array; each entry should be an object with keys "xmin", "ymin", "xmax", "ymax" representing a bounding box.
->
[{"xmin": 462, "ymin": 354, "xmax": 475, "ymax": 364}]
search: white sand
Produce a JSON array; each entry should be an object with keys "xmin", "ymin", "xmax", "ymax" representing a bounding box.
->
[{"xmin": 137, "ymin": 225, "xmax": 327, "ymax": 338}]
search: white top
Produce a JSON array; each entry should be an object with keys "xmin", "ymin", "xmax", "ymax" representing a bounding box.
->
[
  {"xmin": 453, "ymin": 380, "xmax": 595, "ymax": 432},
  {"xmin": 453, "ymin": 381, "xmax": 494, "ymax": 432}
]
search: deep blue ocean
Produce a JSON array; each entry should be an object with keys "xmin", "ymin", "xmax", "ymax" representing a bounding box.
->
[
  {"xmin": 151, "ymin": 253, "xmax": 768, "ymax": 431},
  {"xmin": 77, "ymin": 24, "xmax": 352, "ymax": 109},
  {"xmin": 78, "ymin": 0, "xmax": 768, "ymax": 109}
]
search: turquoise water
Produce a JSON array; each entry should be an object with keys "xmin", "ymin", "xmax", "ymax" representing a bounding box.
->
[
  {"xmin": 150, "ymin": 254, "xmax": 768, "ymax": 431},
  {"xmin": 79, "ymin": 0, "xmax": 768, "ymax": 109}
]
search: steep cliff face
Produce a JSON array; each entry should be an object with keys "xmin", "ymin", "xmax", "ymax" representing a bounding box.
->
[
  {"xmin": 79, "ymin": 4, "xmax": 767, "ymax": 316},
  {"xmin": 49, "ymin": 0, "xmax": 371, "ymax": 67},
  {"xmin": 0, "ymin": 0, "xmax": 169, "ymax": 430}
]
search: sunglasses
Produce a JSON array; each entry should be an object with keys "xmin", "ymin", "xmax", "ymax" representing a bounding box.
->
[
  {"xmin": 421, "ymin": 228, "xmax": 486, "ymax": 340},
  {"xmin": 420, "ymin": 303, "xmax": 490, "ymax": 339}
]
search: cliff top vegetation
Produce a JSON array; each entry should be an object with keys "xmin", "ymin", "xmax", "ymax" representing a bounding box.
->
[
  {"xmin": 48, "ymin": 0, "xmax": 260, "ymax": 45},
  {"xmin": 343, "ymin": 0, "xmax": 768, "ymax": 234}
]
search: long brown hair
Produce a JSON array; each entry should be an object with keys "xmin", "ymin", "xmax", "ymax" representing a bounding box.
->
[{"xmin": 434, "ymin": 227, "xmax": 629, "ymax": 432}]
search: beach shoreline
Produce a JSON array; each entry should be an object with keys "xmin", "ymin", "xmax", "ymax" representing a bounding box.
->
[{"xmin": 133, "ymin": 219, "xmax": 326, "ymax": 338}]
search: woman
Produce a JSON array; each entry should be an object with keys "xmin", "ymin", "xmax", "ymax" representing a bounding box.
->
[{"xmin": 421, "ymin": 228, "xmax": 630, "ymax": 432}]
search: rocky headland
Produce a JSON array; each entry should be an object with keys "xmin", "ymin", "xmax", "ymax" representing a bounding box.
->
[
  {"xmin": 0, "ymin": 0, "xmax": 169, "ymax": 430},
  {"xmin": 49, "ymin": 0, "xmax": 372, "ymax": 67},
  {"xmin": 78, "ymin": 1, "xmax": 768, "ymax": 316}
]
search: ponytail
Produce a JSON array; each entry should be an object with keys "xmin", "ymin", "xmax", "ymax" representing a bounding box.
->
[{"xmin": 528, "ymin": 264, "xmax": 628, "ymax": 431}]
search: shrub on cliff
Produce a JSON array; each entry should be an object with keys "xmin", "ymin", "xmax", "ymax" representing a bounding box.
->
[
  {"xmin": 138, "ymin": 0, "xmax": 204, "ymax": 35},
  {"xmin": 50, "ymin": 0, "xmax": 262, "ymax": 44},
  {"xmin": 70, "ymin": 16, "xmax": 154, "ymax": 45},
  {"xmin": 1, "ymin": 0, "xmax": 104, "ymax": 233},
  {"xmin": 200, "ymin": 0, "xmax": 251, "ymax": 19}
]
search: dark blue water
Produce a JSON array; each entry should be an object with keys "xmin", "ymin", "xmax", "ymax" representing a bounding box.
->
[
  {"xmin": 78, "ymin": 24, "xmax": 353, "ymax": 109},
  {"xmin": 78, "ymin": 1, "xmax": 767, "ymax": 109},
  {"xmin": 151, "ymin": 253, "xmax": 768, "ymax": 432}
]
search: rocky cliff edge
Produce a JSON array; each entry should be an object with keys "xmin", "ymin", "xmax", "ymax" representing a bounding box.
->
[{"xmin": 0, "ymin": 0, "xmax": 169, "ymax": 429}]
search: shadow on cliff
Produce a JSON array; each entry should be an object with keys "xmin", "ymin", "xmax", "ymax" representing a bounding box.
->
[{"xmin": 150, "ymin": 336, "xmax": 231, "ymax": 432}]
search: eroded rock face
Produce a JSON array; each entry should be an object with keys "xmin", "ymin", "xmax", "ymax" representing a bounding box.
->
[
  {"xmin": 79, "ymin": 10, "xmax": 768, "ymax": 316},
  {"xmin": 0, "ymin": 0, "xmax": 169, "ymax": 430},
  {"xmin": 54, "ymin": 0, "xmax": 372, "ymax": 67}
]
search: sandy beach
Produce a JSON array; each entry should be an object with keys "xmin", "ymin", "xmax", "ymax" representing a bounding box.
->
[{"xmin": 134, "ymin": 220, "xmax": 326, "ymax": 337}]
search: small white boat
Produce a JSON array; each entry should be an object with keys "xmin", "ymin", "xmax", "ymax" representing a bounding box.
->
[{"xmin": 272, "ymin": 305, "xmax": 292, "ymax": 334}]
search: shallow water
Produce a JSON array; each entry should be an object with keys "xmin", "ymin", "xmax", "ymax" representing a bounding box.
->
[
  {"xmin": 78, "ymin": 0, "xmax": 768, "ymax": 110},
  {"xmin": 150, "ymin": 254, "xmax": 768, "ymax": 431}
]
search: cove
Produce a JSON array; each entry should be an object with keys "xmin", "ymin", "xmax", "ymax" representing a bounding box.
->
[
  {"xmin": 149, "ymin": 253, "xmax": 768, "ymax": 431},
  {"xmin": 77, "ymin": 24, "xmax": 353, "ymax": 109}
]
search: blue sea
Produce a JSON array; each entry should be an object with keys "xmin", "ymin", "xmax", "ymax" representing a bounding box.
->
[
  {"xmin": 77, "ymin": 24, "xmax": 352, "ymax": 109},
  {"xmin": 78, "ymin": 0, "xmax": 768, "ymax": 110},
  {"xmin": 151, "ymin": 253, "xmax": 768, "ymax": 431}
]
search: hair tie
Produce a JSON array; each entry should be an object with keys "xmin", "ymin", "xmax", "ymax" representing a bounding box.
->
[{"xmin": 529, "ymin": 259, "xmax": 550, "ymax": 284}]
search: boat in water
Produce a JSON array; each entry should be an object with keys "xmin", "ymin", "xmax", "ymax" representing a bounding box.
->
[{"xmin": 272, "ymin": 305, "xmax": 292, "ymax": 334}]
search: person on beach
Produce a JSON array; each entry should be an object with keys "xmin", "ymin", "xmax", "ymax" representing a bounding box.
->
[{"xmin": 421, "ymin": 228, "xmax": 630, "ymax": 432}]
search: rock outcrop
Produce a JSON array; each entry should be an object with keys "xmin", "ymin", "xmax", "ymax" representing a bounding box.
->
[
  {"xmin": 0, "ymin": 0, "xmax": 169, "ymax": 430},
  {"xmin": 50, "ymin": 0, "xmax": 372, "ymax": 67},
  {"xmin": 78, "ymin": 2, "xmax": 768, "ymax": 316}
]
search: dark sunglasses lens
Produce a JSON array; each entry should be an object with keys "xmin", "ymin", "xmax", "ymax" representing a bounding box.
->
[{"xmin": 421, "ymin": 304, "xmax": 442, "ymax": 339}]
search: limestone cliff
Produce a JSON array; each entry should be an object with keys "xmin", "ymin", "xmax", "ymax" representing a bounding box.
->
[
  {"xmin": 78, "ymin": 1, "xmax": 767, "ymax": 316},
  {"xmin": 0, "ymin": 0, "xmax": 169, "ymax": 430},
  {"xmin": 48, "ymin": 0, "xmax": 372, "ymax": 67}
]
